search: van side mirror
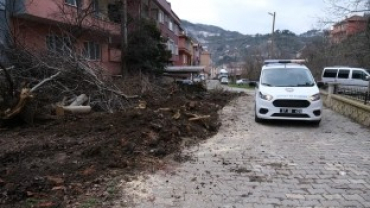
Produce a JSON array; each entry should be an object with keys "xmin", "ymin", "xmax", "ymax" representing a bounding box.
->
[{"xmin": 366, "ymin": 75, "xmax": 370, "ymax": 81}]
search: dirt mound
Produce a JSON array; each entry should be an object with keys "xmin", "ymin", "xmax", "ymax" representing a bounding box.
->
[{"xmin": 0, "ymin": 86, "xmax": 240, "ymax": 208}]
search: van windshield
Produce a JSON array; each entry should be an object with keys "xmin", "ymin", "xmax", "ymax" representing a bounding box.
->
[
  {"xmin": 261, "ymin": 68, "xmax": 315, "ymax": 87},
  {"xmin": 366, "ymin": 69, "xmax": 370, "ymax": 74}
]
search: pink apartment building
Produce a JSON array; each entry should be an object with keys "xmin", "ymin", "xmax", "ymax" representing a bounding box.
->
[{"xmin": 0, "ymin": 0, "xmax": 182, "ymax": 74}]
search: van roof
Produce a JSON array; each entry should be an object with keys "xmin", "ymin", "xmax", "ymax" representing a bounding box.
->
[
  {"xmin": 262, "ymin": 62, "xmax": 308, "ymax": 70},
  {"xmin": 324, "ymin": 66, "xmax": 367, "ymax": 69}
]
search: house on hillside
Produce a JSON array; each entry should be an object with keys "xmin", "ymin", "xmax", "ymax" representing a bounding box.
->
[
  {"xmin": 330, "ymin": 15, "xmax": 368, "ymax": 44},
  {"xmin": 0, "ymin": 0, "xmax": 182, "ymax": 74},
  {"xmin": 192, "ymin": 42, "xmax": 203, "ymax": 66},
  {"xmin": 200, "ymin": 50, "xmax": 212, "ymax": 77},
  {"xmin": 176, "ymin": 30, "xmax": 193, "ymax": 66}
]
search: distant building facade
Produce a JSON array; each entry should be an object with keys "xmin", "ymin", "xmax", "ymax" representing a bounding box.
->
[
  {"xmin": 176, "ymin": 30, "xmax": 193, "ymax": 66},
  {"xmin": 200, "ymin": 50, "xmax": 212, "ymax": 76},
  {"xmin": 330, "ymin": 15, "xmax": 368, "ymax": 44}
]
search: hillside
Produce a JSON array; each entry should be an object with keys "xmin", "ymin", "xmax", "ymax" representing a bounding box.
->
[{"xmin": 181, "ymin": 20, "xmax": 324, "ymax": 66}]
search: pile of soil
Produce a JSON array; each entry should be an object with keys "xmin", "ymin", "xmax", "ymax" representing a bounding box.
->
[{"xmin": 0, "ymin": 84, "xmax": 240, "ymax": 208}]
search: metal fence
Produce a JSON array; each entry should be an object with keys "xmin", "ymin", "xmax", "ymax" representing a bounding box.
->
[{"xmin": 335, "ymin": 86, "xmax": 370, "ymax": 105}]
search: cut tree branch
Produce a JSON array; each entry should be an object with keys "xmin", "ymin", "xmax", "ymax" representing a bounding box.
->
[{"xmin": 30, "ymin": 71, "xmax": 61, "ymax": 93}]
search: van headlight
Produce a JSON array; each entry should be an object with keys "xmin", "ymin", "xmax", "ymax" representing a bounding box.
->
[
  {"xmin": 259, "ymin": 92, "xmax": 274, "ymax": 101},
  {"xmin": 310, "ymin": 93, "xmax": 321, "ymax": 101}
]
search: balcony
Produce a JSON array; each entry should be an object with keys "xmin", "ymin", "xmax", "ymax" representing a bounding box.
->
[
  {"xmin": 179, "ymin": 46, "xmax": 191, "ymax": 56},
  {"xmin": 179, "ymin": 37, "xmax": 192, "ymax": 56}
]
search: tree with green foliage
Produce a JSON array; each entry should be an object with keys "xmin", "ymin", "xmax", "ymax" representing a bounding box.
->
[{"xmin": 126, "ymin": 19, "xmax": 171, "ymax": 74}]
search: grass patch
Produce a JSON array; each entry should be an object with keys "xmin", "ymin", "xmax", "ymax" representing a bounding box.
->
[
  {"xmin": 25, "ymin": 198, "xmax": 41, "ymax": 208},
  {"xmin": 80, "ymin": 198, "xmax": 99, "ymax": 208},
  {"xmin": 228, "ymin": 83, "xmax": 254, "ymax": 89}
]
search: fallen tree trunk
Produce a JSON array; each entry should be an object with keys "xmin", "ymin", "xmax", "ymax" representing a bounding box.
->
[
  {"xmin": 0, "ymin": 69, "xmax": 61, "ymax": 120},
  {"xmin": 1, "ymin": 88, "xmax": 34, "ymax": 119}
]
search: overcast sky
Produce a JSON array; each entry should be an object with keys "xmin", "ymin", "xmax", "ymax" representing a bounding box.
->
[{"xmin": 168, "ymin": 0, "xmax": 328, "ymax": 35}]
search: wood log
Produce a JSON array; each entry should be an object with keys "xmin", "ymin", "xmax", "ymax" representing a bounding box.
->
[
  {"xmin": 172, "ymin": 109, "xmax": 181, "ymax": 120},
  {"xmin": 189, "ymin": 115, "xmax": 210, "ymax": 121},
  {"xmin": 62, "ymin": 106, "xmax": 91, "ymax": 114},
  {"xmin": 69, "ymin": 94, "xmax": 88, "ymax": 106},
  {"xmin": 184, "ymin": 112, "xmax": 210, "ymax": 121}
]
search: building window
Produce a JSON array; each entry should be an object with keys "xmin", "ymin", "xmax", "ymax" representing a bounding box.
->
[
  {"xmin": 0, "ymin": 0, "xmax": 5, "ymax": 10},
  {"xmin": 108, "ymin": 4, "xmax": 121, "ymax": 23},
  {"xmin": 174, "ymin": 25, "xmax": 179, "ymax": 36},
  {"xmin": 158, "ymin": 11, "xmax": 164, "ymax": 23},
  {"xmin": 167, "ymin": 39, "xmax": 177, "ymax": 55},
  {"xmin": 174, "ymin": 44, "xmax": 178, "ymax": 55},
  {"xmin": 92, "ymin": 0, "xmax": 105, "ymax": 19},
  {"xmin": 167, "ymin": 40, "xmax": 172, "ymax": 53},
  {"xmin": 168, "ymin": 20, "xmax": 173, "ymax": 31},
  {"xmin": 83, "ymin": 42, "xmax": 101, "ymax": 60},
  {"xmin": 46, "ymin": 35, "xmax": 72, "ymax": 55},
  {"xmin": 65, "ymin": 0, "xmax": 77, "ymax": 6}
]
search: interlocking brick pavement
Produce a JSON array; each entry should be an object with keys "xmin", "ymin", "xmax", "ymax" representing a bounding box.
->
[{"xmin": 116, "ymin": 95, "xmax": 370, "ymax": 208}]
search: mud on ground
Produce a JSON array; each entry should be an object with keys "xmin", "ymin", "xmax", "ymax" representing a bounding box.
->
[{"xmin": 0, "ymin": 85, "xmax": 241, "ymax": 208}]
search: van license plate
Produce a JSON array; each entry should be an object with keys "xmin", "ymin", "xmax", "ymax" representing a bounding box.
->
[{"xmin": 280, "ymin": 108, "xmax": 302, "ymax": 114}]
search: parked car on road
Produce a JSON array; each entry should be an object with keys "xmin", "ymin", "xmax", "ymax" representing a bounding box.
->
[
  {"xmin": 176, "ymin": 79, "xmax": 193, "ymax": 85},
  {"xmin": 321, "ymin": 67, "xmax": 370, "ymax": 87},
  {"xmin": 236, "ymin": 79, "xmax": 249, "ymax": 85},
  {"xmin": 220, "ymin": 77, "xmax": 229, "ymax": 84},
  {"xmin": 255, "ymin": 59, "xmax": 323, "ymax": 125}
]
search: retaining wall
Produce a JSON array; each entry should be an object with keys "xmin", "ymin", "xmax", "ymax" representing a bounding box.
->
[{"xmin": 321, "ymin": 91, "xmax": 370, "ymax": 127}]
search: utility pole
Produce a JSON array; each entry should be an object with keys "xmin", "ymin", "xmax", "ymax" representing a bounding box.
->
[{"xmin": 268, "ymin": 12, "xmax": 276, "ymax": 58}]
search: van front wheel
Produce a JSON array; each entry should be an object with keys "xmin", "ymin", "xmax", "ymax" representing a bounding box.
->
[
  {"xmin": 310, "ymin": 120, "xmax": 321, "ymax": 126},
  {"xmin": 255, "ymin": 110, "xmax": 263, "ymax": 123}
]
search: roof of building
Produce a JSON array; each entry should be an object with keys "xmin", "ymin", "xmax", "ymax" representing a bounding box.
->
[
  {"xmin": 334, "ymin": 15, "xmax": 367, "ymax": 26},
  {"xmin": 165, "ymin": 66, "xmax": 205, "ymax": 74},
  {"xmin": 155, "ymin": 0, "xmax": 181, "ymax": 24}
]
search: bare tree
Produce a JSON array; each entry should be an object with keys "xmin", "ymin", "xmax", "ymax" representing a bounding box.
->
[
  {"xmin": 241, "ymin": 47, "xmax": 264, "ymax": 81},
  {"xmin": 323, "ymin": 0, "xmax": 370, "ymax": 22},
  {"xmin": 305, "ymin": 0, "xmax": 370, "ymax": 71},
  {"xmin": 0, "ymin": 0, "xmax": 139, "ymax": 121}
]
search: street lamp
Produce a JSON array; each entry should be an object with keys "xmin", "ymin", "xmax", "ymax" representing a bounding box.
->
[{"xmin": 268, "ymin": 12, "xmax": 276, "ymax": 58}]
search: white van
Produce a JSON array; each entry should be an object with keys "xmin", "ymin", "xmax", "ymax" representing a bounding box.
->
[
  {"xmin": 321, "ymin": 67, "xmax": 370, "ymax": 87},
  {"xmin": 255, "ymin": 60, "xmax": 322, "ymax": 125}
]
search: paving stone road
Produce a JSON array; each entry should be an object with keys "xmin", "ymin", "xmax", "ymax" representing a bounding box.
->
[{"xmin": 116, "ymin": 95, "xmax": 370, "ymax": 208}]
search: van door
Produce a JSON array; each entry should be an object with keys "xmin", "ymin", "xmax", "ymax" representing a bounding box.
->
[
  {"xmin": 337, "ymin": 69, "xmax": 351, "ymax": 85},
  {"xmin": 350, "ymin": 70, "xmax": 368, "ymax": 86}
]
